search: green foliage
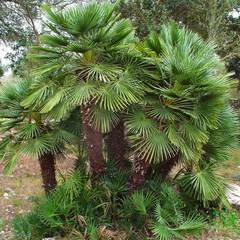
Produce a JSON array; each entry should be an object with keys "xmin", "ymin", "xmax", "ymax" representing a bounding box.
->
[
  {"xmin": 3, "ymin": 2, "xmax": 240, "ymax": 240},
  {"xmin": 151, "ymin": 184, "xmax": 205, "ymax": 240},
  {"xmin": 12, "ymin": 171, "xmax": 90, "ymax": 239},
  {"xmin": 12, "ymin": 213, "xmax": 43, "ymax": 240},
  {"xmin": 177, "ymin": 106, "xmax": 239, "ymax": 207},
  {"xmin": 204, "ymin": 106, "xmax": 239, "ymax": 162},
  {"xmin": 207, "ymin": 208, "xmax": 240, "ymax": 237},
  {"xmin": 216, "ymin": 210, "xmax": 239, "ymax": 227},
  {"xmin": 12, "ymin": 168, "xmax": 206, "ymax": 239},
  {"xmin": 0, "ymin": 78, "xmax": 80, "ymax": 174},
  {"xmin": 98, "ymin": 162, "xmax": 129, "ymax": 222},
  {"xmin": 125, "ymin": 191, "xmax": 155, "ymax": 216},
  {"xmin": 27, "ymin": 1, "xmax": 146, "ymax": 134},
  {"xmin": 0, "ymin": 64, "xmax": 3, "ymax": 77},
  {"xmin": 0, "ymin": 218, "xmax": 5, "ymax": 230},
  {"xmin": 152, "ymin": 207, "xmax": 204, "ymax": 240},
  {"xmin": 178, "ymin": 165, "xmax": 228, "ymax": 208},
  {"xmin": 126, "ymin": 23, "xmax": 235, "ymax": 169}
]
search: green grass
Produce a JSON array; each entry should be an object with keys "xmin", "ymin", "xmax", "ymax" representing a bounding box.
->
[
  {"xmin": 206, "ymin": 209, "xmax": 240, "ymax": 239},
  {"xmin": 0, "ymin": 218, "xmax": 6, "ymax": 230}
]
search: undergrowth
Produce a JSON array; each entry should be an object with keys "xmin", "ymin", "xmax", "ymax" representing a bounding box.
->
[{"xmin": 11, "ymin": 163, "xmax": 210, "ymax": 240}]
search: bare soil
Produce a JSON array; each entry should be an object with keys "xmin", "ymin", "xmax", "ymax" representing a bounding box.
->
[{"xmin": 0, "ymin": 155, "xmax": 76, "ymax": 240}]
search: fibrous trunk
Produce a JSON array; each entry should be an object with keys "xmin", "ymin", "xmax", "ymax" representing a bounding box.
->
[
  {"xmin": 158, "ymin": 152, "xmax": 180, "ymax": 179},
  {"xmin": 105, "ymin": 119, "xmax": 126, "ymax": 169},
  {"xmin": 129, "ymin": 153, "xmax": 150, "ymax": 190},
  {"xmin": 38, "ymin": 152, "xmax": 57, "ymax": 194},
  {"xmin": 81, "ymin": 104, "xmax": 105, "ymax": 177}
]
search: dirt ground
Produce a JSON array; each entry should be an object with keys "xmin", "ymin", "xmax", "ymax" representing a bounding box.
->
[{"xmin": 0, "ymin": 155, "xmax": 76, "ymax": 240}]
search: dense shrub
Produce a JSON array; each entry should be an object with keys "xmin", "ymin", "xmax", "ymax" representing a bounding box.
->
[{"xmin": 12, "ymin": 166, "xmax": 206, "ymax": 240}]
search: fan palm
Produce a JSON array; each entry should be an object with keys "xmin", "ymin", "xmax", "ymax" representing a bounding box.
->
[
  {"xmin": 151, "ymin": 184, "xmax": 205, "ymax": 240},
  {"xmin": 152, "ymin": 204, "xmax": 205, "ymax": 240},
  {"xmin": 0, "ymin": 78, "xmax": 76, "ymax": 194},
  {"xmin": 126, "ymin": 23, "xmax": 235, "ymax": 188},
  {"xmin": 27, "ymin": 1, "xmax": 145, "ymax": 176},
  {"xmin": 178, "ymin": 106, "xmax": 239, "ymax": 207}
]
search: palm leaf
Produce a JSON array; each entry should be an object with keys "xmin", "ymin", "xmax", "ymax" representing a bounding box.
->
[
  {"xmin": 69, "ymin": 83, "xmax": 97, "ymax": 106},
  {"xmin": 126, "ymin": 109, "xmax": 157, "ymax": 137},
  {"xmin": 20, "ymin": 135, "xmax": 54, "ymax": 158},
  {"xmin": 178, "ymin": 165, "xmax": 227, "ymax": 207},
  {"xmin": 90, "ymin": 107, "xmax": 119, "ymax": 133},
  {"xmin": 133, "ymin": 131, "xmax": 176, "ymax": 163}
]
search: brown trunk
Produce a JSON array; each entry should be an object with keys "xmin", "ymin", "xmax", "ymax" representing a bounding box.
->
[
  {"xmin": 158, "ymin": 152, "xmax": 180, "ymax": 179},
  {"xmin": 129, "ymin": 153, "xmax": 150, "ymax": 190},
  {"xmin": 38, "ymin": 152, "xmax": 57, "ymax": 194},
  {"xmin": 81, "ymin": 104, "xmax": 105, "ymax": 177},
  {"xmin": 105, "ymin": 119, "xmax": 126, "ymax": 169}
]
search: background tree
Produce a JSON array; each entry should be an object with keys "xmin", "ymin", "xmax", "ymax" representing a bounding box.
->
[
  {"xmin": 0, "ymin": 63, "xmax": 4, "ymax": 77},
  {"xmin": 119, "ymin": 0, "xmax": 171, "ymax": 38},
  {"xmin": 0, "ymin": 0, "xmax": 42, "ymax": 75},
  {"xmin": 0, "ymin": 0, "xmax": 84, "ymax": 75}
]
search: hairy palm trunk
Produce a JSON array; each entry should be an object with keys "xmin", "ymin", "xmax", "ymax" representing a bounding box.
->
[
  {"xmin": 105, "ymin": 119, "xmax": 126, "ymax": 169},
  {"xmin": 129, "ymin": 153, "xmax": 150, "ymax": 190},
  {"xmin": 129, "ymin": 152, "xmax": 180, "ymax": 190},
  {"xmin": 81, "ymin": 104, "xmax": 105, "ymax": 176},
  {"xmin": 38, "ymin": 152, "xmax": 57, "ymax": 194},
  {"xmin": 158, "ymin": 152, "xmax": 180, "ymax": 179}
]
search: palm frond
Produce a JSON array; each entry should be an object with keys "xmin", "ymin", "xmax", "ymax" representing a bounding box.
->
[
  {"xmin": 96, "ymin": 86, "xmax": 129, "ymax": 112},
  {"xmin": 40, "ymin": 34, "xmax": 68, "ymax": 47},
  {"xmin": 126, "ymin": 109, "xmax": 157, "ymax": 137},
  {"xmin": 18, "ymin": 123, "xmax": 41, "ymax": 139},
  {"xmin": 152, "ymin": 204, "xmax": 205, "ymax": 240},
  {"xmin": 40, "ymin": 88, "xmax": 70, "ymax": 113},
  {"xmin": 90, "ymin": 107, "xmax": 119, "ymax": 133},
  {"xmin": 178, "ymin": 165, "xmax": 227, "ymax": 207},
  {"xmin": 19, "ymin": 135, "xmax": 55, "ymax": 158},
  {"xmin": 69, "ymin": 83, "xmax": 97, "ymax": 106},
  {"xmin": 133, "ymin": 131, "xmax": 176, "ymax": 164},
  {"xmin": 123, "ymin": 190, "xmax": 155, "ymax": 216}
]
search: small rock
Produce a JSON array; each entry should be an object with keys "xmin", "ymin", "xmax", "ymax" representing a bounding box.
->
[
  {"xmin": 3, "ymin": 192, "xmax": 9, "ymax": 199},
  {"xmin": 227, "ymin": 183, "xmax": 240, "ymax": 205},
  {"xmin": 5, "ymin": 187, "xmax": 16, "ymax": 196},
  {"xmin": 24, "ymin": 196, "xmax": 30, "ymax": 200}
]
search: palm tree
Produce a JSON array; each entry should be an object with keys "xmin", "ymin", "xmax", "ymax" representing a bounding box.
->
[
  {"xmin": 0, "ymin": 78, "xmax": 75, "ymax": 194},
  {"xmin": 126, "ymin": 23, "xmax": 235, "ymax": 189},
  {"xmin": 28, "ymin": 1, "xmax": 145, "ymax": 176},
  {"xmin": 105, "ymin": 118, "xmax": 126, "ymax": 169}
]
